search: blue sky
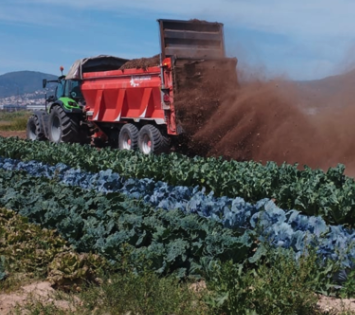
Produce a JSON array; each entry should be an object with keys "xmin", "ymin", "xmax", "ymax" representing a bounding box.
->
[{"xmin": 1, "ymin": 0, "xmax": 355, "ymax": 80}]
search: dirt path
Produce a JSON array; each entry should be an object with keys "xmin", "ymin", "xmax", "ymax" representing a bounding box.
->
[
  {"xmin": 0, "ymin": 131, "xmax": 26, "ymax": 139},
  {"xmin": 0, "ymin": 281, "xmax": 76, "ymax": 314},
  {"xmin": 0, "ymin": 279, "xmax": 354, "ymax": 314},
  {"xmin": 317, "ymin": 295, "xmax": 355, "ymax": 313}
]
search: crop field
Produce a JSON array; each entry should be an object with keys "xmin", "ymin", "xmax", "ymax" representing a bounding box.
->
[
  {"xmin": 2, "ymin": 137, "xmax": 355, "ymax": 314},
  {"xmin": 0, "ymin": 111, "xmax": 31, "ymax": 131}
]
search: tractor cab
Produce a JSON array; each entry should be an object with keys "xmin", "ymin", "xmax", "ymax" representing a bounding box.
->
[
  {"xmin": 42, "ymin": 66, "xmax": 85, "ymax": 114},
  {"xmin": 52, "ymin": 77, "xmax": 83, "ymax": 102},
  {"xmin": 43, "ymin": 77, "xmax": 83, "ymax": 101}
]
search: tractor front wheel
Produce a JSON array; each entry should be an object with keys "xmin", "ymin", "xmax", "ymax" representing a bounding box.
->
[
  {"xmin": 48, "ymin": 105, "xmax": 81, "ymax": 143},
  {"xmin": 26, "ymin": 115, "xmax": 47, "ymax": 141}
]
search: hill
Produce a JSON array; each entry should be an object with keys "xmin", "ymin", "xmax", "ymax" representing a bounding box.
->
[{"xmin": 0, "ymin": 71, "xmax": 57, "ymax": 98}]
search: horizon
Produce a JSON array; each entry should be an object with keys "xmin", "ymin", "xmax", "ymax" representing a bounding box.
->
[
  {"xmin": 1, "ymin": 1, "xmax": 355, "ymax": 81},
  {"xmin": 2, "ymin": 66, "xmax": 355, "ymax": 84}
]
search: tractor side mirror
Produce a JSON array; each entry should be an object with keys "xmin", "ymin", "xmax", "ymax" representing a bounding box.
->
[{"xmin": 42, "ymin": 79, "xmax": 47, "ymax": 89}]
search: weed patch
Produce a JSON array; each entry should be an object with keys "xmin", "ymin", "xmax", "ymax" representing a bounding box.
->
[{"xmin": 0, "ymin": 111, "xmax": 31, "ymax": 131}]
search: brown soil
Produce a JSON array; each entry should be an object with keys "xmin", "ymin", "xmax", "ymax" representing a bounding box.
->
[
  {"xmin": 120, "ymin": 54, "xmax": 160, "ymax": 70},
  {"xmin": 0, "ymin": 281, "xmax": 77, "ymax": 314},
  {"xmin": 0, "ymin": 131, "xmax": 26, "ymax": 139},
  {"xmin": 317, "ymin": 294, "xmax": 355, "ymax": 313},
  {"xmin": 1, "ymin": 280, "xmax": 352, "ymax": 314},
  {"xmin": 189, "ymin": 19, "xmax": 217, "ymax": 24}
]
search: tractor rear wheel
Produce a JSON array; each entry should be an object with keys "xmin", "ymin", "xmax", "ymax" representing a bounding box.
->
[
  {"xmin": 48, "ymin": 105, "xmax": 81, "ymax": 143},
  {"xmin": 26, "ymin": 115, "xmax": 46, "ymax": 141},
  {"xmin": 138, "ymin": 125, "xmax": 166, "ymax": 155},
  {"xmin": 119, "ymin": 123, "xmax": 139, "ymax": 151}
]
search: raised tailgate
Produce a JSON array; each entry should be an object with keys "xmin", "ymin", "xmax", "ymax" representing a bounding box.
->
[{"xmin": 158, "ymin": 19, "xmax": 225, "ymax": 60}]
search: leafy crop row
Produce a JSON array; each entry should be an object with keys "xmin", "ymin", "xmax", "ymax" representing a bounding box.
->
[
  {"xmin": 0, "ymin": 157, "xmax": 269, "ymax": 229},
  {"xmin": 0, "ymin": 210, "xmax": 336, "ymax": 315},
  {"xmin": 0, "ymin": 168, "xmax": 255, "ymax": 278},
  {"xmin": 1, "ymin": 159, "xmax": 355, "ymax": 279},
  {"xmin": 0, "ymin": 208, "xmax": 67, "ymax": 277},
  {"xmin": 0, "ymin": 137, "xmax": 353, "ymax": 225},
  {"xmin": 0, "ymin": 207, "xmax": 114, "ymax": 290}
]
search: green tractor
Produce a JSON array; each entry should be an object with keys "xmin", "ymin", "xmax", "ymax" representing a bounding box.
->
[
  {"xmin": 26, "ymin": 67, "xmax": 89, "ymax": 143},
  {"xmin": 26, "ymin": 57, "xmax": 128, "ymax": 144}
]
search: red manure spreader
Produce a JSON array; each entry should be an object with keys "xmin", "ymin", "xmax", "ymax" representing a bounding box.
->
[{"xmin": 27, "ymin": 19, "xmax": 238, "ymax": 154}]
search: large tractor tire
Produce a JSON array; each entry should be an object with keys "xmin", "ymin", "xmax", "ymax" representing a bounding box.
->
[
  {"xmin": 161, "ymin": 135, "xmax": 171, "ymax": 153},
  {"xmin": 118, "ymin": 123, "xmax": 139, "ymax": 151},
  {"xmin": 138, "ymin": 124, "xmax": 170, "ymax": 155},
  {"xmin": 48, "ymin": 105, "xmax": 81, "ymax": 143},
  {"xmin": 26, "ymin": 114, "xmax": 47, "ymax": 141}
]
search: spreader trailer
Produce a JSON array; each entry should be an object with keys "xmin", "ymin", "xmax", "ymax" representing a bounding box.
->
[{"xmin": 27, "ymin": 19, "xmax": 237, "ymax": 154}]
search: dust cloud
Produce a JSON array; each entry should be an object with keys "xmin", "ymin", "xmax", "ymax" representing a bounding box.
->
[{"xmin": 182, "ymin": 67, "xmax": 355, "ymax": 176}]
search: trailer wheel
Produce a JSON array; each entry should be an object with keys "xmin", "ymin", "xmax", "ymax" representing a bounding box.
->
[
  {"xmin": 26, "ymin": 115, "xmax": 46, "ymax": 141},
  {"xmin": 138, "ymin": 125, "xmax": 165, "ymax": 155},
  {"xmin": 119, "ymin": 123, "xmax": 139, "ymax": 151},
  {"xmin": 48, "ymin": 105, "xmax": 80, "ymax": 143}
]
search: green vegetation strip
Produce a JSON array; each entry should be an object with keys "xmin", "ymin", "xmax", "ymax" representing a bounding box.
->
[
  {"xmin": 0, "ymin": 207, "xmax": 67, "ymax": 277},
  {"xmin": 0, "ymin": 111, "xmax": 31, "ymax": 131},
  {"xmin": 0, "ymin": 165, "xmax": 351, "ymax": 314},
  {"xmin": 0, "ymin": 168, "xmax": 254, "ymax": 278},
  {"xmin": 0, "ymin": 207, "xmax": 107, "ymax": 292},
  {"xmin": 0, "ymin": 137, "xmax": 354, "ymax": 226},
  {"xmin": 0, "ymin": 208, "xmax": 208, "ymax": 315},
  {"xmin": 0, "ymin": 208, "xmax": 344, "ymax": 315}
]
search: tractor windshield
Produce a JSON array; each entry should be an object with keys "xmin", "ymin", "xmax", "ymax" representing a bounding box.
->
[{"xmin": 55, "ymin": 79, "xmax": 65, "ymax": 99}]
